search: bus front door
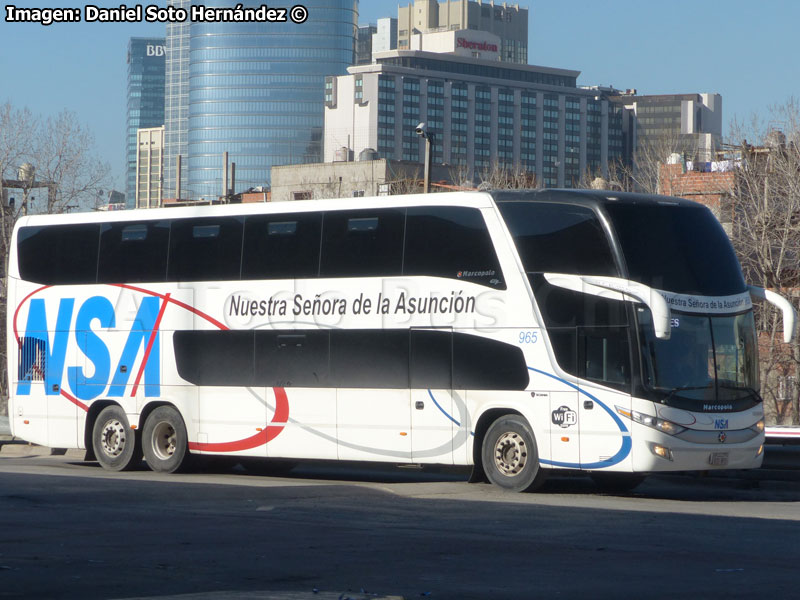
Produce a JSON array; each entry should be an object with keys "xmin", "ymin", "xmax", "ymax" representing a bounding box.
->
[{"xmin": 577, "ymin": 327, "xmax": 633, "ymax": 470}]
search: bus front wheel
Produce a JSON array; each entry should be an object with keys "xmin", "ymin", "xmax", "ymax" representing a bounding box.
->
[
  {"xmin": 142, "ymin": 406, "xmax": 190, "ymax": 473},
  {"xmin": 92, "ymin": 405, "xmax": 141, "ymax": 471},
  {"xmin": 482, "ymin": 415, "xmax": 546, "ymax": 492}
]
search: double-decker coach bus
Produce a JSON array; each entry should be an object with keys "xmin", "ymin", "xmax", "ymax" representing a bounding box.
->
[{"xmin": 7, "ymin": 190, "xmax": 795, "ymax": 491}]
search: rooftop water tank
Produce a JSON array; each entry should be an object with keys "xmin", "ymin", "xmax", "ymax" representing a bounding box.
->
[{"xmin": 359, "ymin": 148, "xmax": 378, "ymax": 161}]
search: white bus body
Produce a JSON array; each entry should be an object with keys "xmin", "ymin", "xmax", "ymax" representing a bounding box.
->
[{"xmin": 7, "ymin": 190, "xmax": 786, "ymax": 491}]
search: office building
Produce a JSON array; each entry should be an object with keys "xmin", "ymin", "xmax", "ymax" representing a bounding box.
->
[
  {"xmin": 372, "ymin": 18, "xmax": 398, "ymax": 59},
  {"xmin": 136, "ymin": 126, "xmax": 165, "ymax": 209},
  {"xmin": 356, "ymin": 24, "xmax": 377, "ymax": 65},
  {"xmin": 611, "ymin": 92, "xmax": 723, "ymax": 163},
  {"xmin": 398, "ymin": 0, "xmax": 527, "ymax": 64},
  {"xmin": 325, "ymin": 46, "xmax": 625, "ymax": 187},
  {"xmin": 126, "ymin": 37, "xmax": 165, "ymax": 207},
  {"xmin": 163, "ymin": 0, "xmax": 357, "ymax": 201}
]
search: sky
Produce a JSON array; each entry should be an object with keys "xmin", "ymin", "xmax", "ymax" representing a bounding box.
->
[{"xmin": 2, "ymin": 0, "xmax": 799, "ymax": 192}]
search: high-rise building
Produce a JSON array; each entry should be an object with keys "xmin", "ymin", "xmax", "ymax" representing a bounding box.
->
[
  {"xmin": 163, "ymin": 0, "xmax": 190, "ymax": 201},
  {"xmin": 325, "ymin": 47, "xmax": 625, "ymax": 188},
  {"xmin": 355, "ymin": 24, "xmax": 377, "ymax": 65},
  {"xmin": 163, "ymin": 0, "xmax": 357, "ymax": 201},
  {"xmin": 136, "ymin": 126, "xmax": 165, "ymax": 209},
  {"xmin": 611, "ymin": 92, "xmax": 723, "ymax": 163},
  {"xmin": 398, "ymin": 0, "xmax": 527, "ymax": 64},
  {"xmin": 372, "ymin": 18, "xmax": 398, "ymax": 59},
  {"xmin": 126, "ymin": 37, "xmax": 165, "ymax": 207}
]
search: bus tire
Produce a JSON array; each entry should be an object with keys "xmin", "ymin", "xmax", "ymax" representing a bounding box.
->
[
  {"xmin": 482, "ymin": 415, "xmax": 546, "ymax": 492},
  {"xmin": 142, "ymin": 406, "xmax": 190, "ymax": 473},
  {"xmin": 92, "ymin": 405, "xmax": 141, "ymax": 471}
]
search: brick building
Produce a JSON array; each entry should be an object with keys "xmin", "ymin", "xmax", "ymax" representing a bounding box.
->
[{"xmin": 658, "ymin": 160, "xmax": 736, "ymax": 232}]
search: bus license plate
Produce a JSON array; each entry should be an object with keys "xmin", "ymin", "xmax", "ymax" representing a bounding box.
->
[{"xmin": 709, "ymin": 452, "xmax": 729, "ymax": 466}]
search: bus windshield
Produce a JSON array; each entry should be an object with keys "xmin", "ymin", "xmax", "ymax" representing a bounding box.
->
[
  {"xmin": 604, "ymin": 202, "xmax": 746, "ymax": 296},
  {"xmin": 637, "ymin": 308, "xmax": 760, "ymax": 409}
]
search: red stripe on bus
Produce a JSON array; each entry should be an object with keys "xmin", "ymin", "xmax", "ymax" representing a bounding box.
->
[
  {"xmin": 13, "ymin": 285, "xmax": 52, "ymax": 343},
  {"xmin": 131, "ymin": 293, "xmax": 170, "ymax": 397},
  {"xmin": 60, "ymin": 388, "xmax": 89, "ymax": 413},
  {"xmin": 187, "ymin": 387, "xmax": 290, "ymax": 452}
]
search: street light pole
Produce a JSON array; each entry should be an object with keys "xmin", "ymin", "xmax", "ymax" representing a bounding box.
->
[{"xmin": 416, "ymin": 122, "xmax": 434, "ymax": 194}]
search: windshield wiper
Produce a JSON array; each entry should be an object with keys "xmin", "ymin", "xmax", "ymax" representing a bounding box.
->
[
  {"xmin": 718, "ymin": 383, "xmax": 763, "ymax": 402},
  {"xmin": 661, "ymin": 385, "xmax": 714, "ymax": 404}
]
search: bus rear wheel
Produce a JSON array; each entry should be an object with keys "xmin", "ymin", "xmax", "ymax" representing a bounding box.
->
[
  {"xmin": 142, "ymin": 406, "xmax": 190, "ymax": 473},
  {"xmin": 92, "ymin": 405, "xmax": 141, "ymax": 471},
  {"xmin": 482, "ymin": 415, "xmax": 546, "ymax": 492}
]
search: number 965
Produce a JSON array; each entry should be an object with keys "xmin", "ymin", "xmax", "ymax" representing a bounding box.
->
[{"xmin": 519, "ymin": 331, "xmax": 538, "ymax": 344}]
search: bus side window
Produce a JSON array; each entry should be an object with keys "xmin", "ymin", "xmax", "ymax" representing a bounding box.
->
[
  {"xmin": 410, "ymin": 329, "xmax": 452, "ymax": 389},
  {"xmin": 17, "ymin": 224, "xmax": 101, "ymax": 285},
  {"xmin": 173, "ymin": 330, "xmax": 255, "ymax": 387},
  {"xmin": 329, "ymin": 330, "xmax": 409, "ymax": 389},
  {"xmin": 168, "ymin": 217, "xmax": 244, "ymax": 282},
  {"xmin": 320, "ymin": 209, "xmax": 404, "ymax": 278},
  {"xmin": 452, "ymin": 333, "xmax": 529, "ymax": 391},
  {"xmin": 242, "ymin": 213, "xmax": 322, "ymax": 280},
  {"xmin": 255, "ymin": 330, "xmax": 330, "ymax": 387},
  {"xmin": 98, "ymin": 221, "xmax": 170, "ymax": 283},
  {"xmin": 579, "ymin": 329, "xmax": 632, "ymax": 392},
  {"xmin": 498, "ymin": 202, "xmax": 617, "ymax": 276},
  {"xmin": 531, "ymin": 274, "xmax": 629, "ymax": 386},
  {"xmin": 404, "ymin": 206, "xmax": 505, "ymax": 289}
]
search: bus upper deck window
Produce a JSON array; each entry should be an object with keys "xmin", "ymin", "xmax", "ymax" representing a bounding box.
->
[
  {"xmin": 268, "ymin": 221, "xmax": 298, "ymax": 236},
  {"xmin": 121, "ymin": 224, "xmax": 148, "ymax": 242}
]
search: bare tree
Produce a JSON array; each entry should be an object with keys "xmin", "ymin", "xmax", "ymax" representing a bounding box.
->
[
  {"xmin": 728, "ymin": 100, "xmax": 800, "ymax": 425},
  {"xmin": 619, "ymin": 129, "xmax": 698, "ymax": 194},
  {"xmin": 447, "ymin": 162, "xmax": 474, "ymax": 191},
  {"xmin": 476, "ymin": 161, "xmax": 537, "ymax": 190},
  {"xmin": 31, "ymin": 110, "xmax": 111, "ymax": 213},
  {"xmin": 577, "ymin": 159, "xmax": 632, "ymax": 192},
  {"xmin": 387, "ymin": 170, "xmax": 424, "ymax": 195},
  {"xmin": 0, "ymin": 103, "xmax": 37, "ymax": 274},
  {"xmin": 0, "ymin": 103, "xmax": 111, "ymax": 412}
]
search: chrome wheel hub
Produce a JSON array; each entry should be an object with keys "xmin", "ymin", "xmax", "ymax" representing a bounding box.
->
[
  {"xmin": 100, "ymin": 419, "xmax": 126, "ymax": 457},
  {"xmin": 494, "ymin": 432, "xmax": 527, "ymax": 476},
  {"xmin": 151, "ymin": 421, "xmax": 177, "ymax": 461}
]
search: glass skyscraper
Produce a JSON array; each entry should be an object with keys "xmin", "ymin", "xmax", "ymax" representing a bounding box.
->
[
  {"xmin": 164, "ymin": 0, "xmax": 357, "ymax": 201},
  {"xmin": 164, "ymin": 0, "xmax": 190, "ymax": 200},
  {"xmin": 126, "ymin": 37, "xmax": 166, "ymax": 207}
]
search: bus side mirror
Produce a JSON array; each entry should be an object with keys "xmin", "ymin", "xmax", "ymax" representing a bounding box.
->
[
  {"xmin": 748, "ymin": 286, "xmax": 796, "ymax": 344},
  {"xmin": 544, "ymin": 273, "xmax": 672, "ymax": 340}
]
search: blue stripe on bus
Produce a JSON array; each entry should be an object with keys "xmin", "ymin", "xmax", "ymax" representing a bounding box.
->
[
  {"xmin": 428, "ymin": 389, "xmax": 461, "ymax": 426},
  {"xmin": 527, "ymin": 366, "xmax": 632, "ymax": 469}
]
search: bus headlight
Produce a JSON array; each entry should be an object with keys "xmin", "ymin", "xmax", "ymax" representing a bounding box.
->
[
  {"xmin": 616, "ymin": 406, "xmax": 686, "ymax": 436},
  {"xmin": 751, "ymin": 419, "xmax": 765, "ymax": 434}
]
